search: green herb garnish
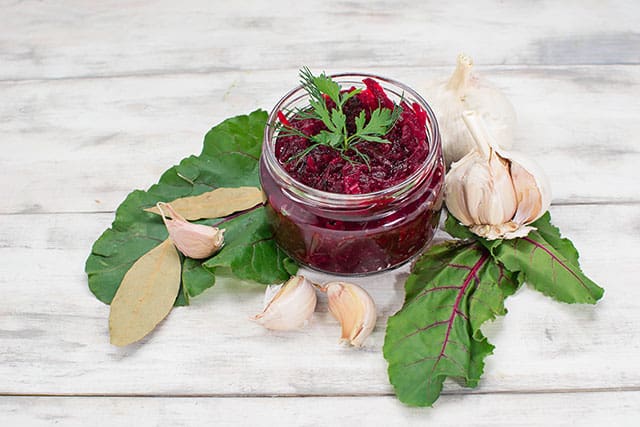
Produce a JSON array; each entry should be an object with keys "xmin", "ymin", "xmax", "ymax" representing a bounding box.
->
[{"xmin": 279, "ymin": 67, "xmax": 402, "ymax": 166}]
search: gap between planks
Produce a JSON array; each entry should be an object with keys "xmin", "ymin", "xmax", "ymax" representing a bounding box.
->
[
  {"xmin": 1, "ymin": 63, "xmax": 638, "ymax": 85},
  {"xmin": 2, "ymin": 386, "xmax": 639, "ymax": 399},
  {"xmin": 1, "ymin": 200, "xmax": 638, "ymax": 217}
]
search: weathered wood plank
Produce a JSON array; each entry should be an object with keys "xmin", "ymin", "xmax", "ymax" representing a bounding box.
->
[
  {"xmin": 1, "ymin": 392, "xmax": 638, "ymax": 426},
  {"xmin": 1, "ymin": 0, "xmax": 635, "ymax": 422},
  {"xmin": 1, "ymin": 65, "xmax": 638, "ymax": 215},
  {"xmin": 0, "ymin": 204, "xmax": 634, "ymax": 395},
  {"xmin": 1, "ymin": 0, "xmax": 639, "ymax": 81}
]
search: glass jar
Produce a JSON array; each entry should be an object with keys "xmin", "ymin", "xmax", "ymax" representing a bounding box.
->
[{"xmin": 260, "ymin": 73, "xmax": 445, "ymax": 275}]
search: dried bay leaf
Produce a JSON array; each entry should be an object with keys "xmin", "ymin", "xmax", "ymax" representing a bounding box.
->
[
  {"xmin": 144, "ymin": 186, "xmax": 265, "ymax": 220},
  {"xmin": 109, "ymin": 238, "xmax": 182, "ymax": 346}
]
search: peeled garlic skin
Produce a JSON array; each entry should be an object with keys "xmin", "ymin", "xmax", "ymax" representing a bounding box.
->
[
  {"xmin": 252, "ymin": 276, "xmax": 317, "ymax": 331},
  {"xmin": 324, "ymin": 281, "xmax": 377, "ymax": 347},
  {"xmin": 423, "ymin": 54, "xmax": 516, "ymax": 167}
]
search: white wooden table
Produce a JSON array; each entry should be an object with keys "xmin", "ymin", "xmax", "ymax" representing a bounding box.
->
[{"xmin": 2, "ymin": 1, "xmax": 639, "ymax": 425}]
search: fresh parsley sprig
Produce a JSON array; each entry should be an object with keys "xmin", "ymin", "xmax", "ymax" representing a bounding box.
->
[{"xmin": 278, "ymin": 67, "xmax": 403, "ymax": 165}]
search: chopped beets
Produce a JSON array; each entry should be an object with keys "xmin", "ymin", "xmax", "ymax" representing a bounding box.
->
[
  {"xmin": 274, "ymin": 117, "xmax": 324, "ymax": 163},
  {"xmin": 306, "ymin": 155, "xmax": 318, "ymax": 173},
  {"xmin": 412, "ymin": 102, "xmax": 427, "ymax": 128},
  {"xmin": 342, "ymin": 93, "xmax": 367, "ymax": 133},
  {"xmin": 357, "ymin": 88, "xmax": 378, "ymax": 111},
  {"xmin": 322, "ymin": 94, "xmax": 336, "ymax": 110},
  {"xmin": 274, "ymin": 81, "xmax": 429, "ymax": 194},
  {"xmin": 342, "ymin": 162, "xmax": 369, "ymax": 194},
  {"xmin": 362, "ymin": 78, "xmax": 394, "ymax": 110}
]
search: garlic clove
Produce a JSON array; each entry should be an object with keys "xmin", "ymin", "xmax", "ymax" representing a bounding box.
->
[
  {"xmin": 503, "ymin": 151, "xmax": 552, "ymax": 226},
  {"xmin": 156, "ymin": 202, "xmax": 224, "ymax": 259},
  {"xmin": 443, "ymin": 156, "xmax": 476, "ymax": 226},
  {"xmin": 463, "ymin": 153, "xmax": 517, "ymax": 226},
  {"xmin": 251, "ymin": 275, "xmax": 317, "ymax": 331},
  {"xmin": 447, "ymin": 160, "xmax": 515, "ymax": 234},
  {"xmin": 511, "ymin": 161, "xmax": 542, "ymax": 224},
  {"xmin": 321, "ymin": 281, "xmax": 377, "ymax": 347}
]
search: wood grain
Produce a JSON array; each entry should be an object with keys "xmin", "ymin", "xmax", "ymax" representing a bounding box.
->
[
  {"xmin": 2, "ymin": 1, "xmax": 638, "ymax": 422},
  {"xmin": 1, "ymin": 66, "xmax": 638, "ymax": 214},
  {"xmin": 1, "ymin": 0, "xmax": 639, "ymax": 81},
  {"xmin": 1, "ymin": 392, "xmax": 639, "ymax": 426},
  {"xmin": 0, "ymin": 205, "xmax": 634, "ymax": 395}
]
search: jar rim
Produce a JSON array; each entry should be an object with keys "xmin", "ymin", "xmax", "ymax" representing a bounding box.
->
[{"xmin": 262, "ymin": 73, "xmax": 441, "ymax": 205}]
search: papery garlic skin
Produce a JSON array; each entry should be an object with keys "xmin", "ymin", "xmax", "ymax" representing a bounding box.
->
[
  {"xmin": 423, "ymin": 54, "xmax": 517, "ymax": 167},
  {"xmin": 156, "ymin": 202, "xmax": 224, "ymax": 259},
  {"xmin": 506, "ymin": 151, "xmax": 552, "ymax": 226},
  {"xmin": 322, "ymin": 281, "xmax": 377, "ymax": 347},
  {"xmin": 252, "ymin": 276, "xmax": 317, "ymax": 331},
  {"xmin": 444, "ymin": 111, "xmax": 551, "ymax": 240}
]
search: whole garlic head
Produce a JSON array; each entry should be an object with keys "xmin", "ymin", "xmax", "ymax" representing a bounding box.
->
[
  {"xmin": 445, "ymin": 110, "xmax": 551, "ymax": 240},
  {"xmin": 423, "ymin": 54, "xmax": 517, "ymax": 167},
  {"xmin": 321, "ymin": 281, "xmax": 377, "ymax": 347},
  {"xmin": 251, "ymin": 276, "xmax": 317, "ymax": 331}
]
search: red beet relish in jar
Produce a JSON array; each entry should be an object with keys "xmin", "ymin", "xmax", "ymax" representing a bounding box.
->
[
  {"xmin": 260, "ymin": 73, "xmax": 445, "ymax": 275},
  {"xmin": 274, "ymin": 77, "xmax": 429, "ymax": 194}
]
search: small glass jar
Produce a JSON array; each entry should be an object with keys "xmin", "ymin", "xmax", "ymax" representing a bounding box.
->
[{"xmin": 260, "ymin": 74, "xmax": 445, "ymax": 275}]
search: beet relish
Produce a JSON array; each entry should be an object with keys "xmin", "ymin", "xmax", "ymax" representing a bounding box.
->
[
  {"xmin": 261, "ymin": 73, "xmax": 444, "ymax": 275},
  {"xmin": 275, "ymin": 78, "xmax": 429, "ymax": 194}
]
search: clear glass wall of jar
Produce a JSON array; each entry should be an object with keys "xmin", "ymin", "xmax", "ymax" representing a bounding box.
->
[{"xmin": 260, "ymin": 74, "xmax": 445, "ymax": 275}]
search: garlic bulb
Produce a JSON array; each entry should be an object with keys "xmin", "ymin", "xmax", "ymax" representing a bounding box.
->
[
  {"xmin": 156, "ymin": 202, "xmax": 224, "ymax": 259},
  {"xmin": 423, "ymin": 54, "xmax": 517, "ymax": 167},
  {"xmin": 251, "ymin": 275, "xmax": 317, "ymax": 331},
  {"xmin": 445, "ymin": 110, "xmax": 551, "ymax": 240},
  {"xmin": 321, "ymin": 281, "xmax": 377, "ymax": 347}
]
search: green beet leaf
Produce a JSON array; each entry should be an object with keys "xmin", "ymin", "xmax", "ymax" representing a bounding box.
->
[
  {"xmin": 203, "ymin": 207, "xmax": 296, "ymax": 283},
  {"xmin": 182, "ymin": 258, "xmax": 216, "ymax": 298},
  {"xmin": 466, "ymin": 333, "xmax": 494, "ymax": 388},
  {"xmin": 85, "ymin": 110, "xmax": 296, "ymax": 306},
  {"xmin": 491, "ymin": 230, "xmax": 603, "ymax": 304},
  {"xmin": 446, "ymin": 210, "xmax": 581, "ymax": 265},
  {"xmin": 443, "ymin": 212, "xmax": 476, "ymax": 241},
  {"xmin": 384, "ymin": 240, "xmax": 518, "ymax": 407},
  {"xmin": 529, "ymin": 212, "xmax": 580, "ymax": 266},
  {"xmin": 444, "ymin": 209, "xmax": 601, "ymax": 303}
]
